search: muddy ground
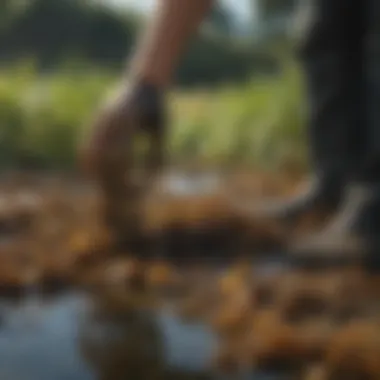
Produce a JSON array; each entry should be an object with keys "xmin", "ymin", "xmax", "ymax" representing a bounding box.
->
[{"xmin": 0, "ymin": 170, "xmax": 379, "ymax": 380}]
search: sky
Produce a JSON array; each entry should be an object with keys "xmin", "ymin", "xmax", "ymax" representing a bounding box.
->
[{"xmin": 108, "ymin": 0, "xmax": 254, "ymax": 23}]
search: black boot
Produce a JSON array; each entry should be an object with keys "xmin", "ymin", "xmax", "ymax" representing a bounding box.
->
[
  {"xmin": 290, "ymin": 182, "xmax": 380, "ymax": 271},
  {"xmin": 251, "ymin": 0, "xmax": 367, "ymax": 226},
  {"xmin": 289, "ymin": 0, "xmax": 380, "ymax": 271},
  {"xmin": 251, "ymin": 176, "xmax": 343, "ymax": 223}
]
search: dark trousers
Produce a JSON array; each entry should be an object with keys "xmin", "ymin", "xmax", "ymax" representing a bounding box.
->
[{"xmin": 296, "ymin": 0, "xmax": 378, "ymax": 183}]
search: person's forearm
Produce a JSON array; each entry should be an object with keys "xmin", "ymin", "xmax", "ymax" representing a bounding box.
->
[{"xmin": 129, "ymin": 0, "xmax": 213, "ymax": 88}]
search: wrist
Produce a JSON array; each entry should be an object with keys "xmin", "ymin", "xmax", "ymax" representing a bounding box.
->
[{"xmin": 127, "ymin": 77, "xmax": 167, "ymax": 135}]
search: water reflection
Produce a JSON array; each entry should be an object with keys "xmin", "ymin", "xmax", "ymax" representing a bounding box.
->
[
  {"xmin": 80, "ymin": 293, "xmax": 165, "ymax": 380},
  {"xmin": 80, "ymin": 290, "xmax": 217, "ymax": 380},
  {"xmin": 0, "ymin": 291, "xmax": 216, "ymax": 380},
  {"xmin": 0, "ymin": 293, "xmax": 93, "ymax": 380},
  {"xmin": 159, "ymin": 172, "xmax": 222, "ymax": 196}
]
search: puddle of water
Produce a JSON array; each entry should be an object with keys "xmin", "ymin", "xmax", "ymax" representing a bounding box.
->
[
  {"xmin": 158, "ymin": 172, "xmax": 222, "ymax": 196},
  {"xmin": 157, "ymin": 307, "xmax": 217, "ymax": 370},
  {"xmin": 0, "ymin": 293, "xmax": 93, "ymax": 380},
  {"xmin": 0, "ymin": 260, "xmax": 290, "ymax": 380},
  {"xmin": 0, "ymin": 291, "xmax": 218, "ymax": 380}
]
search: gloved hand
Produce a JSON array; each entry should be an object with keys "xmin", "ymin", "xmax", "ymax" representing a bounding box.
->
[{"xmin": 80, "ymin": 80, "xmax": 166, "ymax": 239}]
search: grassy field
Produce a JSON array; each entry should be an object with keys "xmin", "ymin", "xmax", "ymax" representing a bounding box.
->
[{"xmin": 0, "ymin": 60, "xmax": 308, "ymax": 173}]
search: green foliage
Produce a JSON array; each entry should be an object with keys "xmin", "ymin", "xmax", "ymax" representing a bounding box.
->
[
  {"xmin": 0, "ymin": 61, "xmax": 308, "ymax": 172},
  {"xmin": 0, "ymin": 0, "xmax": 280, "ymax": 87},
  {"xmin": 177, "ymin": 34, "xmax": 279, "ymax": 87},
  {"xmin": 0, "ymin": 0, "xmax": 306, "ymax": 173},
  {"xmin": 0, "ymin": 62, "xmax": 111, "ymax": 169},
  {"xmin": 203, "ymin": 2, "xmax": 234, "ymax": 37},
  {"xmin": 258, "ymin": 0, "xmax": 296, "ymax": 18},
  {"xmin": 0, "ymin": 0, "xmax": 140, "ymax": 69},
  {"xmin": 170, "ymin": 59, "xmax": 307, "ymax": 171}
]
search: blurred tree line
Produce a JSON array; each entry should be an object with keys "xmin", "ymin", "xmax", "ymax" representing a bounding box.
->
[
  {"xmin": 0, "ymin": 0, "xmax": 302, "ymax": 172},
  {"xmin": 0, "ymin": 0, "xmax": 296, "ymax": 87}
]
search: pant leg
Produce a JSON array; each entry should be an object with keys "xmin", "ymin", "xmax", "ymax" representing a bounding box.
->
[
  {"xmin": 365, "ymin": 1, "xmax": 380, "ymax": 165},
  {"xmin": 296, "ymin": 0, "xmax": 367, "ymax": 185}
]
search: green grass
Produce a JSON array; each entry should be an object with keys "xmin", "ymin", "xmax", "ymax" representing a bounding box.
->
[{"xmin": 0, "ymin": 60, "xmax": 309, "ymax": 172}]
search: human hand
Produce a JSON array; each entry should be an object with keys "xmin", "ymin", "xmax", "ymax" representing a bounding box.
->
[{"xmin": 80, "ymin": 81, "xmax": 166, "ymax": 236}]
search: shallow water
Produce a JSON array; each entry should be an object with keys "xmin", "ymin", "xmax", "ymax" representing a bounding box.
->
[
  {"xmin": 0, "ymin": 291, "xmax": 221, "ymax": 380},
  {"xmin": 0, "ymin": 260, "xmax": 288, "ymax": 380},
  {"xmin": 160, "ymin": 171, "xmax": 222, "ymax": 196}
]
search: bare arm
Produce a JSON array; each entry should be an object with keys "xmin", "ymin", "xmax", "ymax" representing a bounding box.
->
[
  {"xmin": 83, "ymin": 0, "xmax": 214, "ymax": 242},
  {"xmin": 129, "ymin": 0, "xmax": 213, "ymax": 88}
]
